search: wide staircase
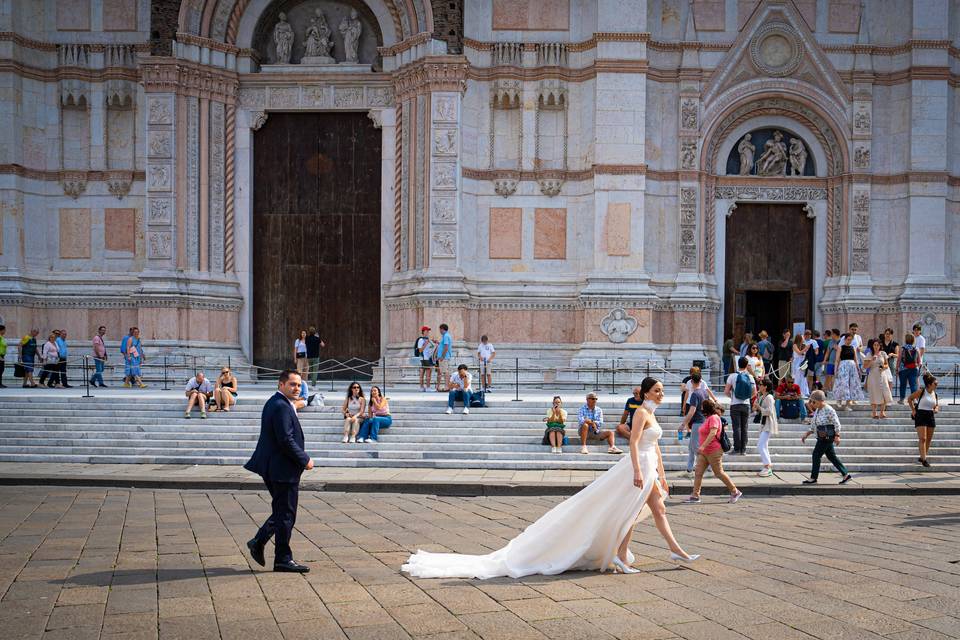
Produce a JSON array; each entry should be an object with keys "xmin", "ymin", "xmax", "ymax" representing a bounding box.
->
[{"xmin": 0, "ymin": 394, "xmax": 956, "ymax": 471}]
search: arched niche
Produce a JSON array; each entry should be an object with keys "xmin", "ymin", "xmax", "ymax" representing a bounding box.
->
[
  {"xmin": 252, "ymin": 0, "xmax": 384, "ymax": 68},
  {"xmin": 724, "ymin": 127, "xmax": 815, "ymax": 177},
  {"xmin": 717, "ymin": 118, "xmax": 826, "ymax": 178}
]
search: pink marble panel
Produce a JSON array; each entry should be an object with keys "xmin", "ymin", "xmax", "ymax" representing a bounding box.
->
[
  {"xmin": 57, "ymin": 0, "xmax": 90, "ymax": 31},
  {"xmin": 794, "ymin": 0, "xmax": 817, "ymax": 30},
  {"xmin": 693, "ymin": 0, "xmax": 726, "ymax": 31},
  {"xmin": 737, "ymin": 0, "xmax": 759, "ymax": 30},
  {"xmin": 605, "ymin": 203, "xmax": 631, "ymax": 256},
  {"xmin": 104, "ymin": 208, "xmax": 135, "ymax": 253},
  {"xmin": 59, "ymin": 209, "xmax": 91, "ymax": 259},
  {"xmin": 828, "ymin": 0, "xmax": 861, "ymax": 33},
  {"xmin": 489, "ymin": 207, "xmax": 522, "ymax": 259},
  {"xmin": 493, "ymin": 0, "xmax": 569, "ymax": 31},
  {"xmin": 103, "ymin": 0, "xmax": 137, "ymax": 31},
  {"xmin": 534, "ymin": 208, "xmax": 566, "ymax": 260}
]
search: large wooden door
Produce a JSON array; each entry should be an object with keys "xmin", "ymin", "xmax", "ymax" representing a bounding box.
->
[
  {"xmin": 724, "ymin": 203, "xmax": 813, "ymax": 340},
  {"xmin": 253, "ymin": 112, "xmax": 381, "ymax": 373}
]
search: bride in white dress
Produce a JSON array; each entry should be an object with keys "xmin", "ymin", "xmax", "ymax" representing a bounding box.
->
[{"xmin": 402, "ymin": 378, "xmax": 699, "ymax": 579}]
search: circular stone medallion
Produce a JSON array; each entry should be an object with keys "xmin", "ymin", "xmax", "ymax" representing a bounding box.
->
[{"xmin": 750, "ymin": 22, "xmax": 803, "ymax": 77}]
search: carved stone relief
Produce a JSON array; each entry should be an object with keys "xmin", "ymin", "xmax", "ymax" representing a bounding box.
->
[
  {"xmin": 680, "ymin": 98, "xmax": 698, "ymax": 131},
  {"xmin": 434, "ymin": 96, "xmax": 457, "ymax": 122},
  {"xmin": 432, "ymin": 197, "xmax": 456, "ymax": 223},
  {"xmin": 432, "ymin": 163, "xmax": 457, "ymax": 189},
  {"xmin": 714, "ymin": 185, "xmax": 827, "ymax": 201},
  {"xmin": 854, "ymin": 103, "xmax": 871, "ymax": 134},
  {"xmin": 334, "ymin": 87, "xmax": 364, "ymax": 108},
  {"xmin": 367, "ymin": 87, "xmax": 394, "ymax": 107},
  {"xmin": 61, "ymin": 172, "xmax": 87, "ymax": 199},
  {"xmin": 106, "ymin": 171, "xmax": 132, "ymax": 199},
  {"xmin": 250, "ymin": 111, "xmax": 268, "ymax": 131},
  {"xmin": 147, "ymin": 165, "xmax": 172, "ymax": 191},
  {"xmin": 854, "ymin": 145, "xmax": 871, "ymax": 169},
  {"xmin": 749, "ymin": 22, "xmax": 804, "ymax": 77},
  {"xmin": 850, "ymin": 188, "xmax": 870, "ymax": 272},
  {"xmin": 269, "ymin": 87, "xmax": 299, "ymax": 108},
  {"xmin": 210, "ymin": 101, "xmax": 226, "ymax": 273},
  {"xmin": 599, "ymin": 308, "xmax": 638, "ymax": 343},
  {"xmin": 679, "ymin": 187, "xmax": 697, "ymax": 270},
  {"xmin": 432, "ymin": 230, "xmax": 456, "ymax": 257},
  {"xmin": 915, "ymin": 313, "xmax": 947, "ymax": 347},
  {"xmin": 433, "ymin": 128, "xmax": 457, "ymax": 155},
  {"xmin": 148, "ymin": 131, "xmax": 172, "ymax": 158},
  {"xmin": 147, "ymin": 97, "xmax": 172, "ymax": 125},
  {"xmin": 147, "ymin": 231, "xmax": 172, "ymax": 259},
  {"xmin": 148, "ymin": 198, "xmax": 172, "ymax": 225},
  {"xmin": 302, "ymin": 85, "xmax": 329, "ymax": 107},
  {"xmin": 680, "ymin": 140, "xmax": 697, "ymax": 170},
  {"xmin": 494, "ymin": 179, "xmax": 518, "ymax": 197},
  {"xmin": 538, "ymin": 179, "xmax": 563, "ymax": 197},
  {"xmin": 186, "ymin": 99, "xmax": 199, "ymax": 270}
]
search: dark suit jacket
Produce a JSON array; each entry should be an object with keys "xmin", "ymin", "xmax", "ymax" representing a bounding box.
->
[{"xmin": 244, "ymin": 392, "xmax": 310, "ymax": 483}]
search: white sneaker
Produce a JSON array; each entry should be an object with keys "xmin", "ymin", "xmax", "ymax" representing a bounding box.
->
[
  {"xmin": 342, "ymin": 436, "xmax": 349, "ymax": 443},
  {"xmin": 462, "ymin": 408, "xmax": 470, "ymax": 415},
  {"xmin": 445, "ymin": 407, "xmax": 453, "ymax": 415},
  {"xmin": 349, "ymin": 437, "xmax": 356, "ymax": 443}
]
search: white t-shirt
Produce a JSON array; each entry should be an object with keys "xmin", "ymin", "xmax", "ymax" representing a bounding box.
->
[
  {"xmin": 186, "ymin": 377, "xmax": 213, "ymax": 394},
  {"xmin": 914, "ymin": 334, "xmax": 926, "ymax": 353},
  {"xmin": 294, "ymin": 338, "xmax": 307, "ymax": 356},
  {"xmin": 746, "ymin": 356, "xmax": 764, "ymax": 378},
  {"xmin": 449, "ymin": 372, "xmax": 472, "ymax": 390},
  {"xmin": 477, "ymin": 342, "xmax": 496, "ymax": 361},
  {"xmin": 804, "ymin": 338, "xmax": 818, "ymax": 354},
  {"xmin": 417, "ymin": 337, "xmax": 435, "ymax": 360},
  {"xmin": 726, "ymin": 371, "xmax": 756, "ymax": 405},
  {"xmin": 850, "ymin": 334, "xmax": 862, "ymax": 350}
]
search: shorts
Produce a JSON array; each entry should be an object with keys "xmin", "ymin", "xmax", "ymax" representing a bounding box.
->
[
  {"xmin": 420, "ymin": 359, "xmax": 434, "ymax": 369},
  {"xmin": 478, "ymin": 360, "xmax": 493, "ymax": 373},
  {"xmin": 915, "ymin": 409, "xmax": 936, "ymax": 429},
  {"xmin": 581, "ymin": 429, "xmax": 609, "ymax": 442},
  {"xmin": 824, "ymin": 363, "xmax": 835, "ymax": 376}
]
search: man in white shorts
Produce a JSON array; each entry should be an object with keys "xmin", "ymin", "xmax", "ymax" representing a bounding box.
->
[{"xmin": 476, "ymin": 334, "xmax": 495, "ymax": 391}]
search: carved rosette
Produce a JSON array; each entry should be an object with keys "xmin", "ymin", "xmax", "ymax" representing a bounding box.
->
[
  {"xmin": 679, "ymin": 187, "xmax": 698, "ymax": 271},
  {"xmin": 850, "ymin": 188, "xmax": 870, "ymax": 273}
]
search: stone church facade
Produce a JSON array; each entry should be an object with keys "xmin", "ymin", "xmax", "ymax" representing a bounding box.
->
[{"xmin": 1, "ymin": 0, "xmax": 958, "ymax": 370}]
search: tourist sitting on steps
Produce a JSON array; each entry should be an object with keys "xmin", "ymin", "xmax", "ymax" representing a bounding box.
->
[
  {"xmin": 357, "ymin": 386, "xmax": 392, "ymax": 443},
  {"xmin": 578, "ymin": 392, "xmax": 623, "ymax": 455},
  {"xmin": 542, "ymin": 395, "xmax": 567, "ymax": 454},
  {"xmin": 341, "ymin": 382, "xmax": 366, "ymax": 443},
  {"xmin": 184, "ymin": 372, "xmax": 214, "ymax": 419},
  {"xmin": 295, "ymin": 379, "xmax": 320, "ymax": 412},
  {"xmin": 211, "ymin": 367, "xmax": 238, "ymax": 412},
  {"xmin": 775, "ymin": 374, "xmax": 807, "ymax": 421},
  {"xmin": 446, "ymin": 364, "xmax": 473, "ymax": 415}
]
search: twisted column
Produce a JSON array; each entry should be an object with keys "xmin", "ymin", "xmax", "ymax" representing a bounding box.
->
[
  {"xmin": 393, "ymin": 102, "xmax": 402, "ymax": 272},
  {"xmin": 224, "ymin": 103, "xmax": 236, "ymax": 272}
]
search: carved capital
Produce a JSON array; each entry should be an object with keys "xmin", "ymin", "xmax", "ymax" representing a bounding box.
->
[
  {"xmin": 106, "ymin": 171, "xmax": 133, "ymax": 199},
  {"xmin": 61, "ymin": 171, "xmax": 87, "ymax": 199},
  {"xmin": 538, "ymin": 178, "xmax": 563, "ymax": 197},
  {"xmin": 494, "ymin": 179, "xmax": 518, "ymax": 197},
  {"xmin": 394, "ymin": 56, "xmax": 468, "ymax": 101},
  {"xmin": 250, "ymin": 111, "xmax": 268, "ymax": 131}
]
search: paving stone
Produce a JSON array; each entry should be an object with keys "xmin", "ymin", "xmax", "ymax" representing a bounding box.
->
[
  {"xmin": 217, "ymin": 617, "xmax": 284, "ymax": 639},
  {"xmin": 388, "ymin": 601, "xmax": 467, "ymax": 635},
  {"xmin": 159, "ymin": 613, "xmax": 221, "ymax": 640},
  {"xmin": 327, "ymin": 599, "xmax": 393, "ymax": 628},
  {"xmin": 531, "ymin": 617, "xmax": 615, "ymax": 640},
  {"xmin": 102, "ymin": 612, "xmax": 158, "ymax": 635},
  {"xmin": 428, "ymin": 587, "xmax": 505, "ymax": 615},
  {"xmin": 278, "ymin": 618, "xmax": 348, "ymax": 640},
  {"xmin": 500, "ymin": 597, "xmax": 576, "ymax": 621},
  {"xmin": 343, "ymin": 622, "xmax": 412, "ymax": 640},
  {"xmin": 267, "ymin": 598, "xmax": 330, "ymax": 623},
  {"xmin": 158, "ymin": 596, "xmax": 215, "ymax": 618},
  {"xmin": 457, "ymin": 610, "xmax": 548, "ymax": 640},
  {"xmin": 44, "ymin": 603, "xmax": 105, "ymax": 630}
]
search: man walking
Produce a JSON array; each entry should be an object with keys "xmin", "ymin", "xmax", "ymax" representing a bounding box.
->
[
  {"xmin": 90, "ymin": 326, "xmax": 107, "ymax": 387},
  {"xmin": 245, "ymin": 370, "xmax": 313, "ymax": 573},
  {"xmin": 912, "ymin": 324, "xmax": 926, "ymax": 369},
  {"xmin": 725, "ymin": 357, "xmax": 756, "ymax": 454},
  {"xmin": 305, "ymin": 326, "xmax": 325, "ymax": 386},
  {"xmin": 55, "ymin": 330, "xmax": 71, "ymax": 388}
]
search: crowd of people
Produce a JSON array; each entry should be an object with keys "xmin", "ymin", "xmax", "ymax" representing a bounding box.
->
[{"xmin": 0, "ymin": 325, "xmax": 148, "ymax": 389}]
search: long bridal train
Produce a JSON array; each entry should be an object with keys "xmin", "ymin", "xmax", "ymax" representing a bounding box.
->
[{"xmin": 402, "ymin": 381, "xmax": 698, "ymax": 580}]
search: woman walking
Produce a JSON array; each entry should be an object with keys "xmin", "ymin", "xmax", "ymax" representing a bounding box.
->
[
  {"xmin": 745, "ymin": 343, "xmax": 765, "ymax": 381},
  {"xmin": 896, "ymin": 333, "xmax": 920, "ymax": 404},
  {"xmin": 293, "ymin": 330, "xmax": 308, "ymax": 377},
  {"xmin": 831, "ymin": 333, "xmax": 864, "ymax": 410},
  {"xmin": 791, "ymin": 335, "xmax": 810, "ymax": 397},
  {"xmin": 403, "ymin": 377, "xmax": 699, "ymax": 579},
  {"xmin": 864, "ymin": 338, "xmax": 893, "ymax": 418},
  {"xmin": 821, "ymin": 329, "xmax": 839, "ymax": 392},
  {"xmin": 357, "ymin": 386, "xmax": 392, "ymax": 443},
  {"xmin": 542, "ymin": 395, "xmax": 567, "ymax": 454},
  {"xmin": 755, "ymin": 378, "xmax": 779, "ymax": 476},
  {"xmin": 125, "ymin": 328, "xmax": 146, "ymax": 388},
  {"xmin": 801, "ymin": 390, "xmax": 853, "ymax": 485},
  {"xmin": 39, "ymin": 333, "xmax": 60, "ymax": 388},
  {"xmin": 682, "ymin": 399, "xmax": 742, "ymax": 503},
  {"xmin": 19, "ymin": 329, "xmax": 39, "ymax": 388},
  {"xmin": 908, "ymin": 373, "xmax": 939, "ymax": 467},
  {"xmin": 341, "ymin": 382, "xmax": 366, "ymax": 443}
]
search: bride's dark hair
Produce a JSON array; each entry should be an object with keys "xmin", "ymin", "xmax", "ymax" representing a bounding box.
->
[{"xmin": 639, "ymin": 377, "xmax": 660, "ymax": 399}]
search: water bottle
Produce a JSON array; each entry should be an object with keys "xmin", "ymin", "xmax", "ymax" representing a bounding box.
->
[{"xmin": 677, "ymin": 428, "xmax": 684, "ymax": 441}]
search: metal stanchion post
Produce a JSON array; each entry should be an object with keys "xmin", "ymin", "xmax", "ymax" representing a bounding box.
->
[
  {"xmin": 382, "ymin": 355, "xmax": 387, "ymax": 397},
  {"xmin": 228, "ymin": 355, "xmax": 231, "ymax": 372},
  {"xmin": 954, "ymin": 363, "xmax": 958, "ymax": 405},
  {"xmin": 595, "ymin": 360, "xmax": 599, "ymax": 391},
  {"xmin": 163, "ymin": 355, "xmax": 169, "ymax": 390},
  {"xmin": 82, "ymin": 355, "xmax": 93, "ymax": 398},
  {"xmin": 611, "ymin": 359, "xmax": 616, "ymax": 395},
  {"xmin": 512, "ymin": 357, "xmax": 521, "ymax": 402}
]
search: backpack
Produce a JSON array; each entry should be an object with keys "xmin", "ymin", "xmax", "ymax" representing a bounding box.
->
[
  {"xmin": 902, "ymin": 345, "xmax": 916, "ymax": 366},
  {"xmin": 733, "ymin": 372, "xmax": 753, "ymax": 400},
  {"xmin": 413, "ymin": 338, "xmax": 423, "ymax": 356},
  {"xmin": 718, "ymin": 417, "xmax": 732, "ymax": 452},
  {"xmin": 470, "ymin": 390, "xmax": 486, "ymax": 408}
]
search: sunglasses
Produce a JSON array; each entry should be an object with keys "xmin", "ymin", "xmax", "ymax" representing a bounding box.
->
[{"xmin": 351, "ymin": 385, "xmax": 360, "ymax": 389}]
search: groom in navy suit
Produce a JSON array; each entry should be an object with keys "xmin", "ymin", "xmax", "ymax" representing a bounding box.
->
[{"xmin": 245, "ymin": 370, "xmax": 314, "ymax": 572}]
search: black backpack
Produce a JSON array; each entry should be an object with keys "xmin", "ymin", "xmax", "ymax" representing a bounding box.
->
[{"xmin": 413, "ymin": 338, "xmax": 422, "ymax": 356}]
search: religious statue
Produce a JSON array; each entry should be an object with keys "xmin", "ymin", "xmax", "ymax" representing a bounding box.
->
[
  {"xmin": 756, "ymin": 130, "xmax": 788, "ymax": 176},
  {"xmin": 737, "ymin": 134, "xmax": 755, "ymax": 175},
  {"xmin": 600, "ymin": 308, "xmax": 638, "ymax": 344},
  {"xmin": 302, "ymin": 8, "xmax": 334, "ymax": 63},
  {"xmin": 272, "ymin": 12, "xmax": 294, "ymax": 64},
  {"xmin": 339, "ymin": 9, "xmax": 362, "ymax": 64},
  {"xmin": 788, "ymin": 138, "xmax": 807, "ymax": 176}
]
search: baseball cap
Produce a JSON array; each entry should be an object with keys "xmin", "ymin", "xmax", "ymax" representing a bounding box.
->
[{"xmin": 420, "ymin": 325, "xmax": 431, "ymax": 331}]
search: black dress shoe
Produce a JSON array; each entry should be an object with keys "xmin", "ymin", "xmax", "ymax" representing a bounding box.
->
[
  {"xmin": 802, "ymin": 479, "xmax": 818, "ymax": 484},
  {"xmin": 246, "ymin": 539, "xmax": 265, "ymax": 567},
  {"xmin": 274, "ymin": 560, "xmax": 309, "ymax": 573}
]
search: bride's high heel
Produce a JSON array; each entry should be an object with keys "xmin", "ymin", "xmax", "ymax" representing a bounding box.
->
[
  {"xmin": 611, "ymin": 556, "xmax": 640, "ymax": 574},
  {"xmin": 669, "ymin": 552, "xmax": 700, "ymax": 563}
]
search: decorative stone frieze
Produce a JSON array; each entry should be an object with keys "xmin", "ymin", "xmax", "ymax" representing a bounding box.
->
[
  {"xmin": 141, "ymin": 58, "xmax": 239, "ymax": 104},
  {"xmin": 679, "ymin": 187, "xmax": 698, "ymax": 270},
  {"xmin": 393, "ymin": 57, "xmax": 468, "ymax": 100},
  {"xmin": 713, "ymin": 185, "xmax": 828, "ymax": 200},
  {"xmin": 494, "ymin": 179, "xmax": 518, "ymax": 197},
  {"xmin": 538, "ymin": 179, "xmax": 563, "ymax": 197},
  {"xmin": 680, "ymin": 98, "xmax": 698, "ymax": 131},
  {"xmin": 148, "ymin": 199, "xmax": 172, "ymax": 225},
  {"xmin": 210, "ymin": 101, "xmax": 226, "ymax": 273},
  {"xmin": 147, "ymin": 231, "xmax": 172, "ymax": 259}
]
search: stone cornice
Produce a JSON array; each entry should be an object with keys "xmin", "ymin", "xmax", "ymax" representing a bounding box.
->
[
  {"xmin": 0, "ymin": 61, "xmax": 140, "ymax": 83},
  {"xmin": 0, "ymin": 294, "xmax": 242, "ymax": 312},
  {"xmin": 462, "ymin": 165, "xmax": 646, "ymax": 183},
  {"xmin": 175, "ymin": 32, "xmax": 257, "ymax": 58},
  {"xmin": 0, "ymin": 165, "xmax": 145, "ymax": 183},
  {"xmin": 393, "ymin": 56, "xmax": 468, "ymax": 99},
  {"xmin": 140, "ymin": 57, "xmax": 239, "ymax": 103},
  {"xmin": 378, "ymin": 32, "xmax": 432, "ymax": 57},
  {"xmin": 0, "ymin": 32, "xmax": 150, "ymax": 53}
]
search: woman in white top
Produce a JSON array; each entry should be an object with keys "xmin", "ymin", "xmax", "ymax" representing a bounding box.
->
[
  {"xmin": 745, "ymin": 343, "xmax": 765, "ymax": 381},
  {"xmin": 754, "ymin": 377, "xmax": 779, "ymax": 477},
  {"xmin": 402, "ymin": 377, "xmax": 699, "ymax": 579},
  {"xmin": 864, "ymin": 338, "xmax": 893, "ymax": 419},
  {"xmin": 293, "ymin": 330, "xmax": 308, "ymax": 377},
  {"xmin": 341, "ymin": 381, "xmax": 366, "ymax": 444},
  {"xmin": 791, "ymin": 335, "xmax": 810, "ymax": 397},
  {"xmin": 908, "ymin": 373, "xmax": 939, "ymax": 467},
  {"xmin": 39, "ymin": 333, "xmax": 60, "ymax": 388}
]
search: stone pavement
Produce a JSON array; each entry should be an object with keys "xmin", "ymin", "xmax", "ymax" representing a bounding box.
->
[
  {"xmin": 1, "ymin": 462, "xmax": 960, "ymax": 496},
  {"xmin": 1, "ymin": 486, "xmax": 960, "ymax": 640}
]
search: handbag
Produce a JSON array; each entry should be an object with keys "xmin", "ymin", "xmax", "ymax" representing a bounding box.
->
[
  {"xmin": 717, "ymin": 419, "xmax": 732, "ymax": 452},
  {"xmin": 13, "ymin": 362, "xmax": 24, "ymax": 378}
]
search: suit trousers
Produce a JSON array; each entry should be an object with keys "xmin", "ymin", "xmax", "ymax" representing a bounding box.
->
[
  {"xmin": 730, "ymin": 404, "xmax": 750, "ymax": 454},
  {"xmin": 254, "ymin": 479, "xmax": 299, "ymax": 564}
]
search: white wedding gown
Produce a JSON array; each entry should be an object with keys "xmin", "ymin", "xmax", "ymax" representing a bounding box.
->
[{"xmin": 402, "ymin": 420, "xmax": 664, "ymax": 579}]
